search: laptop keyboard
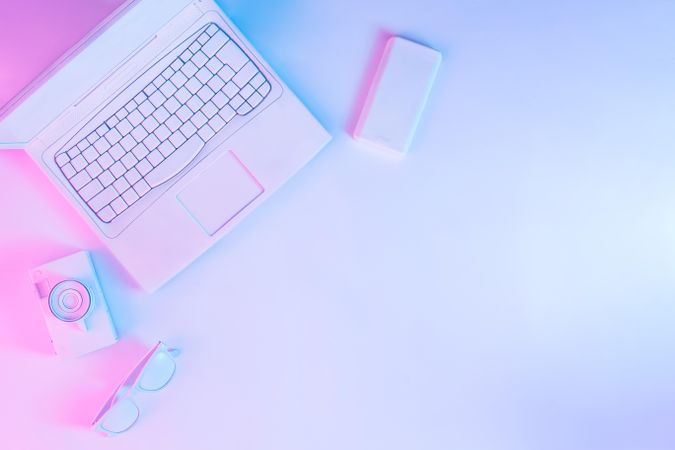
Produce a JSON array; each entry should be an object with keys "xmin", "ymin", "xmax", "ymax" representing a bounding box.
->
[{"xmin": 54, "ymin": 23, "xmax": 271, "ymax": 223}]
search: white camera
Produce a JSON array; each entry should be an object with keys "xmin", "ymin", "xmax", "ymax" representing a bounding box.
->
[{"xmin": 30, "ymin": 251, "xmax": 118, "ymax": 357}]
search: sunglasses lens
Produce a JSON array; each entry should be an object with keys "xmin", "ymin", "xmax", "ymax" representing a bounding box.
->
[
  {"xmin": 100, "ymin": 398, "xmax": 139, "ymax": 434},
  {"xmin": 138, "ymin": 350, "xmax": 176, "ymax": 391}
]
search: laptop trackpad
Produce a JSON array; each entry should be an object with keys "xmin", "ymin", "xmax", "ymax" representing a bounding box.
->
[{"xmin": 177, "ymin": 151, "xmax": 264, "ymax": 236}]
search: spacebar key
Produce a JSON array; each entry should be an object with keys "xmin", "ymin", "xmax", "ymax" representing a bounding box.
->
[{"xmin": 145, "ymin": 135, "xmax": 205, "ymax": 188}]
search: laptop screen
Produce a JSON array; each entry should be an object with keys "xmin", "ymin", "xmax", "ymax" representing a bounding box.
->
[{"xmin": 0, "ymin": 0, "xmax": 131, "ymax": 119}]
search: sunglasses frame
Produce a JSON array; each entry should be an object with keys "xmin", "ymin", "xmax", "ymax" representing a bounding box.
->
[{"xmin": 91, "ymin": 341, "xmax": 179, "ymax": 436}]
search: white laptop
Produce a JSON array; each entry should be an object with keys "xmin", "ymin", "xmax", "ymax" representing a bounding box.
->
[{"xmin": 0, "ymin": 0, "xmax": 330, "ymax": 291}]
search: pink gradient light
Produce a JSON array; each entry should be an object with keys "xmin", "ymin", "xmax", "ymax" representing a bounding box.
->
[{"xmin": 0, "ymin": 0, "xmax": 130, "ymax": 120}]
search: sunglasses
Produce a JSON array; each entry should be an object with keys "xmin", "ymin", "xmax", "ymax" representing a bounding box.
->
[{"xmin": 91, "ymin": 341, "xmax": 179, "ymax": 436}]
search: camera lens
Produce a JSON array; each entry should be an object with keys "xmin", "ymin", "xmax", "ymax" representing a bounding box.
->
[{"xmin": 49, "ymin": 280, "xmax": 92, "ymax": 322}]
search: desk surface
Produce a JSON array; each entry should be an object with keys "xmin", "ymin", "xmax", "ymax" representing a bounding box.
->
[{"xmin": 2, "ymin": 1, "xmax": 675, "ymax": 449}]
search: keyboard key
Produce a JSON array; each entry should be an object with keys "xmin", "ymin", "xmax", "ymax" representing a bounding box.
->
[
  {"xmin": 113, "ymin": 177, "xmax": 131, "ymax": 195},
  {"xmin": 218, "ymin": 65, "xmax": 235, "ymax": 82},
  {"xmin": 149, "ymin": 90, "xmax": 166, "ymax": 107},
  {"xmin": 110, "ymin": 161, "xmax": 126, "ymax": 178},
  {"xmin": 158, "ymin": 141, "xmax": 175, "ymax": 157},
  {"xmin": 175, "ymin": 86, "xmax": 191, "ymax": 104},
  {"xmin": 237, "ymin": 102, "xmax": 252, "ymax": 115},
  {"xmin": 196, "ymin": 67, "xmax": 212, "ymax": 84},
  {"xmin": 197, "ymin": 124, "xmax": 215, "ymax": 141},
  {"xmin": 105, "ymin": 128, "xmax": 123, "ymax": 145},
  {"xmin": 170, "ymin": 131, "xmax": 188, "ymax": 147},
  {"xmin": 124, "ymin": 167, "xmax": 142, "ymax": 186},
  {"xmin": 166, "ymin": 115, "xmax": 182, "ymax": 132},
  {"xmin": 56, "ymin": 153, "xmax": 70, "ymax": 167},
  {"xmin": 131, "ymin": 126, "xmax": 149, "ymax": 142},
  {"xmin": 258, "ymin": 81, "xmax": 271, "ymax": 96},
  {"xmin": 161, "ymin": 67, "xmax": 174, "ymax": 80},
  {"xmin": 134, "ymin": 92, "xmax": 147, "ymax": 105},
  {"xmin": 197, "ymin": 85, "xmax": 215, "ymax": 102},
  {"xmin": 217, "ymin": 41, "xmax": 248, "ymax": 71},
  {"xmin": 164, "ymin": 97, "xmax": 180, "ymax": 114},
  {"xmin": 212, "ymin": 91, "xmax": 228, "ymax": 109},
  {"xmin": 153, "ymin": 106, "xmax": 170, "ymax": 124},
  {"xmin": 229, "ymin": 94, "xmax": 244, "ymax": 110},
  {"xmin": 206, "ymin": 24, "xmax": 218, "ymax": 36},
  {"xmin": 143, "ymin": 134, "xmax": 160, "ymax": 151},
  {"xmin": 189, "ymin": 42, "xmax": 200, "ymax": 54},
  {"xmin": 179, "ymin": 122, "xmax": 197, "ymax": 139},
  {"xmin": 136, "ymin": 158, "xmax": 153, "ymax": 176},
  {"xmin": 115, "ymin": 109, "xmax": 127, "ymax": 121},
  {"xmin": 120, "ymin": 135, "xmax": 137, "ymax": 151},
  {"xmin": 155, "ymin": 124, "xmax": 171, "ymax": 141},
  {"xmin": 68, "ymin": 147, "xmax": 81, "ymax": 158},
  {"xmin": 106, "ymin": 116, "xmax": 120, "ymax": 128},
  {"xmin": 170, "ymin": 70, "xmax": 188, "ymax": 88},
  {"xmin": 133, "ymin": 179, "xmax": 151, "ymax": 197},
  {"xmin": 180, "ymin": 50, "xmax": 192, "ymax": 63},
  {"xmin": 239, "ymin": 84, "xmax": 255, "ymax": 99},
  {"xmin": 153, "ymin": 75, "xmax": 166, "ymax": 89},
  {"xmin": 219, "ymin": 104, "xmax": 236, "ymax": 122},
  {"xmin": 89, "ymin": 185, "xmax": 117, "ymax": 212},
  {"xmin": 181, "ymin": 61, "xmax": 198, "ymax": 78},
  {"xmin": 111, "ymin": 197, "xmax": 128, "ymax": 214},
  {"xmin": 247, "ymin": 91, "xmax": 263, "ymax": 108},
  {"xmin": 187, "ymin": 95, "xmax": 204, "ymax": 113},
  {"xmin": 202, "ymin": 32, "xmax": 228, "ymax": 57},
  {"xmin": 250, "ymin": 72, "xmax": 265, "ymax": 89},
  {"xmin": 71, "ymin": 154, "xmax": 87, "ymax": 171},
  {"xmin": 190, "ymin": 111, "xmax": 207, "ymax": 129},
  {"xmin": 144, "ymin": 84, "xmax": 157, "ymax": 97},
  {"xmin": 160, "ymin": 81, "xmax": 177, "ymax": 98},
  {"xmin": 71, "ymin": 170, "xmax": 92, "ymax": 190},
  {"xmin": 125, "ymin": 99, "xmax": 137, "ymax": 112},
  {"xmin": 233, "ymin": 61, "xmax": 258, "ymax": 88},
  {"xmin": 79, "ymin": 179, "xmax": 103, "ymax": 201},
  {"xmin": 176, "ymin": 105, "xmax": 193, "ymax": 122},
  {"xmin": 86, "ymin": 161, "xmax": 103, "ymax": 178},
  {"xmin": 142, "ymin": 116, "xmax": 160, "ymax": 133},
  {"xmin": 207, "ymin": 76, "xmax": 225, "ymax": 93},
  {"xmin": 109, "ymin": 144, "xmax": 125, "ymax": 161},
  {"xmin": 116, "ymin": 118, "xmax": 133, "ymax": 135},
  {"xmin": 223, "ymin": 81, "xmax": 239, "ymax": 99},
  {"xmin": 197, "ymin": 32, "xmax": 209, "ymax": 45},
  {"xmin": 98, "ymin": 170, "xmax": 115, "ymax": 187},
  {"xmin": 147, "ymin": 150, "xmax": 164, "ymax": 167},
  {"xmin": 62, "ymin": 163, "xmax": 76, "ymax": 179},
  {"xmin": 206, "ymin": 57, "xmax": 224, "ymax": 74},
  {"xmin": 98, "ymin": 152, "xmax": 114, "ymax": 170},
  {"xmin": 96, "ymin": 124, "xmax": 109, "ymax": 136},
  {"xmin": 192, "ymin": 51, "xmax": 208, "ymax": 68},
  {"xmin": 128, "ymin": 109, "xmax": 144, "ymax": 127},
  {"xmin": 138, "ymin": 100, "xmax": 154, "ymax": 117},
  {"xmin": 87, "ymin": 132, "xmax": 99, "ymax": 144},
  {"xmin": 121, "ymin": 152, "xmax": 138, "ymax": 169},
  {"xmin": 82, "ymin": 146, "xmax": 99, "ymax": 163},
  {"xmin": 209, "ymin": 114, "xmax": 226, "ymax": 132},
  {"xmin": 185, "ymin": 77, "xmax": 202, "ymax": 94},
  {"xmin": 98, "ymin": 205, "xmax": 116, "ymax": 222},
  {"xmin": 132, "ymin": 143, "xmax": 149, "ymax": 160},
  {"xmin": 202, "ymin": 101, "xmax": 218, "ymax": 119}
]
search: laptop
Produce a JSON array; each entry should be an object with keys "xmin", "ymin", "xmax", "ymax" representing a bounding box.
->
[{"xmin": 0, "ymin": 0, "xmax": 331, "ymax": 291}]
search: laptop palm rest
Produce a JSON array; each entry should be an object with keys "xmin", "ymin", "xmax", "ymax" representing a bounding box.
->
[{"xmin": 177, "ymin": 150, "xmax": 264, "ymax": 236}]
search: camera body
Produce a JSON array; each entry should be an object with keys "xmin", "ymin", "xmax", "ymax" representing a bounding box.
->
[{"xmin": 30, "ymin": 251, "xmax": 118, "ymax": 357}]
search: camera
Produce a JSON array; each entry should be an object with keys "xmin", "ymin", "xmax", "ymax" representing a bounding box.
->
[{"xmin": 30, "ymin": 251, "xmax": 118, "ymax": 357}]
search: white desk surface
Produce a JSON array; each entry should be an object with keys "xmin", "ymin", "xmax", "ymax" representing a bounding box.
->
[{"xmin": 2, "ymin": 1, "xmax": 675, "ymax": 449}]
